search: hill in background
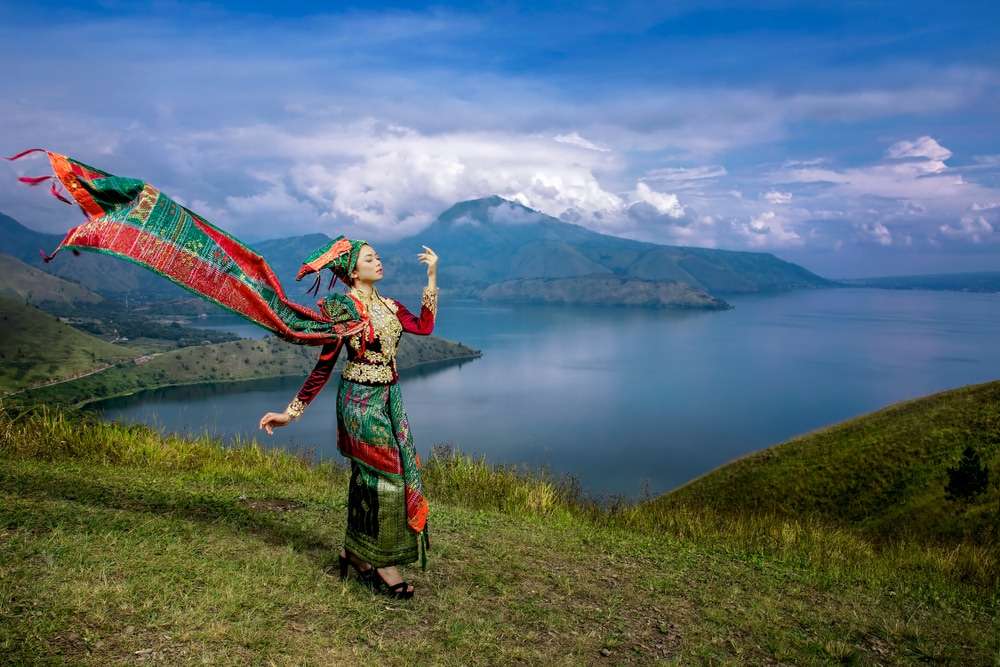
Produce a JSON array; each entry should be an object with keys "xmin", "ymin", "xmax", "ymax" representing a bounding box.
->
[{"xmin": 647, "ymin": 379, "xmax": 1000, "ymax": 547}]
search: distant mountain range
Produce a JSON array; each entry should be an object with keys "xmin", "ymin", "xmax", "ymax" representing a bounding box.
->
[
  {"xmin": 836, "ymin": 272, "xmax": 1000, "ymax": 293},
  {"xmin": 3, "ymin": 195, "xmax": 840, "ymax": 309}
]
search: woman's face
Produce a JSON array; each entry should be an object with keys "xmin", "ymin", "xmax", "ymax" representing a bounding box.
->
[{"xmin": 351, "ymin": 244, "xmax": 384, "ymax": 284}]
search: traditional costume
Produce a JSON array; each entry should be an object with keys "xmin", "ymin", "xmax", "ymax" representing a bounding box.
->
[{"xmin": 7, "ymin": 148, "xmax": 438, "ymax": 570}]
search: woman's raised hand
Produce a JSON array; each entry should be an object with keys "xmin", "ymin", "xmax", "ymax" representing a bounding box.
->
[
  {"xmin": 417, "ymin": 245, "xmax": 438, "ymax": 277},
  {"xmin": 258, "ymin": 411, "xmax": 291, "ymax": 435}
]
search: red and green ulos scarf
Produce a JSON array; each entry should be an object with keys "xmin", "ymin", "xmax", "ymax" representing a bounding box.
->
[{"xmin": 6, "ymin": 147, "xmax": 370, "ymax": 345}]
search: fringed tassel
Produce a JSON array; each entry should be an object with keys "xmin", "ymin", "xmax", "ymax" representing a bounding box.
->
[
  {"xmin": 307, "ymin": 272, "xmax": 322, "ymax": 296},
  {"xmin": 50, "ymin": 179, "xmax": 73, "ymax": 205},
  {"xmin": 17, "ymin": 175, "xmax": 52, "ymax": 185},
  {"xmin": 418, "ymin": 526, "xmax": 430, "ymax": 571},
  {"xmin": 5, "ymin": 148, "xmax": 46, "ymax": 161},
  {"xmin": 327, "ymin": 272, "xmax": 337, "ymax": 290},
  {"xmin": 37, "ymin": 245, "xmax": 77, "ymax": 263}
]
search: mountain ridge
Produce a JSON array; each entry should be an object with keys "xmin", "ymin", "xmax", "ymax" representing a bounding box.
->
[{"xmin": 2, "ymin": 196, "xmax": 837, "ymax": 307}]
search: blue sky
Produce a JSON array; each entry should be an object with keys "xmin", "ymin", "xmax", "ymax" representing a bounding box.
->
[{"xmin": 2, "ymin": 1, "xmax": 998, "ymax": 278}]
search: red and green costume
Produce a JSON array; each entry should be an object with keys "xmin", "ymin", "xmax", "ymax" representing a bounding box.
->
[{"xmin": 8, "ymin": 147, "xmax": 435, "ymax": 569}]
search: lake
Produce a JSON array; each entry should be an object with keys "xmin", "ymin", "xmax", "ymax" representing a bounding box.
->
[{"xmin": 92, "ymin": 287, "xmax": 1000, "ymax": 501}]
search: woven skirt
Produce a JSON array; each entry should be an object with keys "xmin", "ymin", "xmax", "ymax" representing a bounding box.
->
[{"xmin": 336, "ymin": 377, "xmax": 423, "ymax": 568}]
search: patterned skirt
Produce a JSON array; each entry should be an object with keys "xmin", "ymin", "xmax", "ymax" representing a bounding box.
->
[{"xmin": 336, "ymin": 377, "xmax": 429, "ymax": 568}]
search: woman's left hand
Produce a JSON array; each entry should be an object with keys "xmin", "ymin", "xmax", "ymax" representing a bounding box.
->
[{"xmin": 418, "ymin": 245, "xmax": 438, "ymax": 277}]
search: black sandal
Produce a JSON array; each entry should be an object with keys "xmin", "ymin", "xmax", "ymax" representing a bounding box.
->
[{"xmin": 367, "ymin": 568, "xmax": 415, "ymax": 599}]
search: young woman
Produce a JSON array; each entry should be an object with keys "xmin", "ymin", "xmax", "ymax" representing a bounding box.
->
[
  {"xmin": 259, "ymin": 239, "xmax": 439, "ymax": 600},
  {"xmin": 9, "ymin": 148, "xmax": 439, "ymax": 601}
]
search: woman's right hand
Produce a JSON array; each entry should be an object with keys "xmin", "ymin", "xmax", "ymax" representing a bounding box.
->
[{"xmin": 259, "ymin": 411, "xmax": 292, "ymax": 435}]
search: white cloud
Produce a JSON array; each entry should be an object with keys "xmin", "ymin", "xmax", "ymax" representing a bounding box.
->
[
  {"xmin": 640, "ymin": 165, "xmax": 727, "ymax": 184},
  {"xmin": 553, "ymin": 131, "xmax": 611, "ymax": 152},
  {"xmin": 856, "ymin": 221, "xmax": 893, "ymax": 246},
  {"xmin": 886, "ymin": 135, "xmax": 952, "ymax": 161},
  {"xmin": 735, "ymin": 210, "xmax": 803, "ymax": 248},
  {"xmin": 763, "ymin": 190, "xmax": 793, "ymax": 204},
  {"xmin": 939, "ymin": 214, "xmax": 994, "ymax": 243},
  {"xmin": 632, "ymin": 182, "xmax": 686, "ymax": 218}
]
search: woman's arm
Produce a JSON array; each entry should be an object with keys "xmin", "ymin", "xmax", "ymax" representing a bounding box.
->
[
  {"xmin": 259, "ymin": 338, "xmax": 345, "ymax": 433},
  {"xmin": 287, "ymin": 338, "xmax": 345, "ymax": 416},
  {"xmin": 393, "ymin": 285, "xmax": 439, "ymax": 336}
]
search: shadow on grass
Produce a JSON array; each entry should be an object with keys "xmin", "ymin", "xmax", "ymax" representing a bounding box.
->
[{"xmin": 0, "ymin": 463, "xmax": 344, "ymax": 568}]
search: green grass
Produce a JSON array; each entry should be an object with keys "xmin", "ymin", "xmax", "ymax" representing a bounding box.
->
[
  {"xmin": 647, "ymin": 379, "xmax": 1000, "ymax": 548},
  {"xmin": 0, "ymin": 297, "xmax": 133, "ymax": 394},
  {"xmin": 1, "ymin": 401, "xmax": 997, "ymax": 665}
]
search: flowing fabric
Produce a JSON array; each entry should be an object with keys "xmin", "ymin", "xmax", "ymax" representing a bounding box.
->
[{"xmin": 6, "ymin": 148, "xmax": 368, "ymax": 345}]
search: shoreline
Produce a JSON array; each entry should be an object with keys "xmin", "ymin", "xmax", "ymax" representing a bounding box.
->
[{"xmin": 76, "ymin": 350, "xmax": 485, "ymax": 410}]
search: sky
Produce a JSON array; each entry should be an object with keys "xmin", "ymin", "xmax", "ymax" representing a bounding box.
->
[{"xmin": 1, "ymin": 1, "xmax": 998, "ymax": 279}]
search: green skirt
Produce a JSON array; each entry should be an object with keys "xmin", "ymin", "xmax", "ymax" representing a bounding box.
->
[{"xmin": 336, "ymin": 377, "xmax": 429, "ymax": 568}]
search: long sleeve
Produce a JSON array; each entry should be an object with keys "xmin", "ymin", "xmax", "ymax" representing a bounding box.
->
[
  {"xmin": 392, "ymin": 286, "xmax": 438, "ymax": 336},
  {"xmin": 286, "ymin": 338, "xmax": 344, "ymax": 418}
]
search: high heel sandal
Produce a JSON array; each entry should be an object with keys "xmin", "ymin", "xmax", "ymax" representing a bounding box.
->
[
  {"xmin": 337, "ymin": 550, "xmax": 372, "ymax": 581},
  {"xmin": 367, "ymin": 568, "xmax": 415, "ymax": 599}
]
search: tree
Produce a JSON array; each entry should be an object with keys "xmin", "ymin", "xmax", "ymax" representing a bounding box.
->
[{"xmin": 945, "ymin": 445, "xmax": 989, "ymax": 503}]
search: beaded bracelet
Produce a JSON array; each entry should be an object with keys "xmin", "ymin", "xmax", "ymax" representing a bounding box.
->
[
  {"xmin": 285, "ymin": 397, "xmax": 307, "ymax": 420},
  {"xmin": 421, "ymin": 285, "xmax": 439, "ymax": 317}
]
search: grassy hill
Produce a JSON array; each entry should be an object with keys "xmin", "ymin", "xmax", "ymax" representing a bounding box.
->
[
  {"xmin": 0, "ymin": 296, "xmax": 481, "ymax": 407},
  {"xmin": 0, "ymin": 397, "xmax": 996, "ymax": 664},
  {"xmin": 0, "ymin": 253, "xmax": 104, "ymax": 304},
  {"xmin": 13, "ymin": 326, "xmax": 481, "ymax": 408},
  {"xmin": 0, "ymin": 296, "xmax": 133, "ymax": 394},
  {"xmin": 646, "ymin": 379, "xmax": 1000, "ymax": 547}
]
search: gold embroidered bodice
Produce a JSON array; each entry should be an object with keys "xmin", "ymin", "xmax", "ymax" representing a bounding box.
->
[{"xmin": 341, "ymin": 285, "xmax": 403, "ymax": 384}]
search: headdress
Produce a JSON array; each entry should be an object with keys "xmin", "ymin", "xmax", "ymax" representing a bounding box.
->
[{"xmin": 295, "ymin": 234, "xmax": 369, "ymax": 297}]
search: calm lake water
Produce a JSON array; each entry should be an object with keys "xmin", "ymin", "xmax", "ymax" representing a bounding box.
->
[{"xmin": 92, "ymin": 287, "xmax": 1000, "ymax": 501}]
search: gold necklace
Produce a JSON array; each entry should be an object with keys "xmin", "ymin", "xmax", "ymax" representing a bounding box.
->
[{"xmin": 347, "ymin": 285, "xmax": 401, "ymax": 362}]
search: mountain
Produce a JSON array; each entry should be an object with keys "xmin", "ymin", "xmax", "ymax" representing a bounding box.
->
[
  {"xmin": 374, "ymin": 196, "xmax": 837, "ymax": 298},
  {"xmin": 836, "ymin": 271, "xmax": 1000, "ymax": 293},
  {"xmin": 480, "ymin": 275, "xmax": 730, "ymax": 309},
  {"xmin": 2, "ymin": 195, "xmax": 836, "ymax": 308},
  {"xmin": 0, "ymin": 253, "xmax": 104, "ymax": 305}
]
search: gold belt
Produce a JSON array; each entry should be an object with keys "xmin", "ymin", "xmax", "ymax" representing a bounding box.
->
[{"xmin": 342, "ymin": 359, "xmax": 396, "ymax": 384}]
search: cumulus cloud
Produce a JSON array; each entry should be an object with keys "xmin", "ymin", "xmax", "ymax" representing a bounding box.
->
[
  {"xmin": 631, "ymin": 182, "xmax": 686, "ymax": 219},
  {"xmin": 886, "ymin": 135, "xmax": 953, "ymax": 161},
  {"xmin": 735, "ymin": 210, "xmax": 804, "ymax": 248}
]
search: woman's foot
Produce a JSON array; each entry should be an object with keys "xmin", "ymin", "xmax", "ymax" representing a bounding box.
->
[
  {"xmin": 373, "ymin": 565, "xmax": 414, "ymax": 596},
  {"xmin": 340, "ymin": 548, "xmax": 372, "ymax": 574}
]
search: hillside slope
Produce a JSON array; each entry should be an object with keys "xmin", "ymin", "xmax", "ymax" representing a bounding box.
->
[
  {"xmin": 15, "ymin": 330, "xmax": 482, "ymax": 408},
  {"xmin": 0, "ymin": 296, "xmax": 133, "ymax": 393},
  {"xmin": 0, "ymin": 252, "xmax": 104, "ymax": 304},
  {"xmin": 0, "ymin": 404, "xmax": 995, "ymax": 664},
  {"xmin": 648, "ymin": 379, "xmax": 1000, "ymax": 546}
]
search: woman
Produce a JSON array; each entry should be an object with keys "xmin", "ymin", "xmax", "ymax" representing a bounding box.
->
[
  {"xmin": 8, "ymin": 148, "xmax": 439, "ymax": 600},
  {"xmin": 259, "ymin": 237, "xmax": 439, "ymax": 600}
]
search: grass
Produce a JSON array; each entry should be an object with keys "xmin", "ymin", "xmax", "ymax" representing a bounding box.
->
[
  {"xmin": 1, "ymin": 401, "xmax": 997, "ymax": 665},
  {"xmin": 648, "ymin": 378, "xmax": 1000, "ymax": 548},
  {"xmin": 0, "ymin": 297, "xmax": 133, "ymax": 394}
]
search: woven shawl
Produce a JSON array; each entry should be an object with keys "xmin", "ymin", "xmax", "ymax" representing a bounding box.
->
[{"xmin": 6, "ymin": 148, "xmax": 369, "ymax": 345}]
